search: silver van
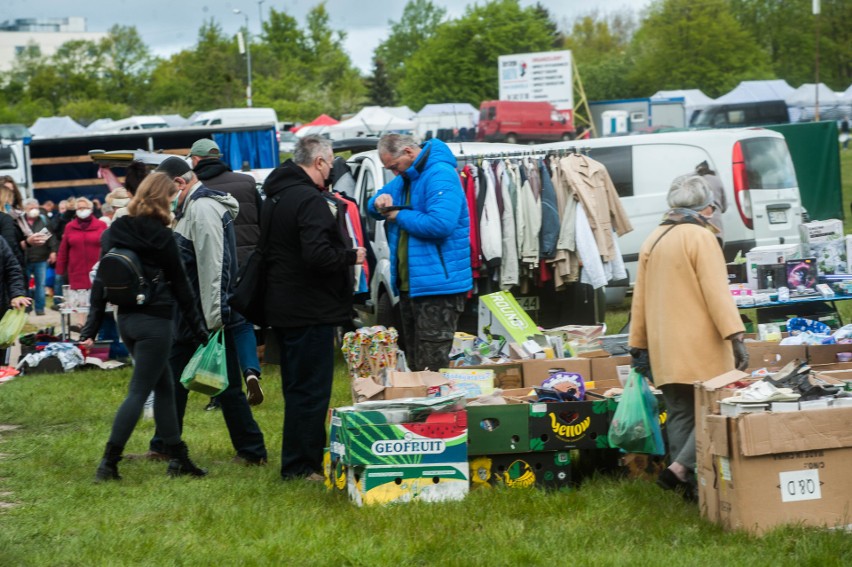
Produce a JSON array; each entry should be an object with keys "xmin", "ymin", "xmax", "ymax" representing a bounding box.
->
[{"xmin": 537, "ymin": 128, "xmax": 803, "ymax": 285}]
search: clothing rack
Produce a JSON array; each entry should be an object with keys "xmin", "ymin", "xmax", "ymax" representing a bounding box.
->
[{"xmin": 455, "ymin": 146, "xmax": 592, "ymax": 162}]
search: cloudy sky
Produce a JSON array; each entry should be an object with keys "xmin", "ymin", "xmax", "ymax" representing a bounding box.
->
[{"xmin": 4, "ymin": 0, "xmax": 652, "ymax": 72}]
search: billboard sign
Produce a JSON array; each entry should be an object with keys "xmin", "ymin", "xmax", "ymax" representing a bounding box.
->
[{"xmin": 498, "ymin": 50, "xmax": 573, "ymax": 111}]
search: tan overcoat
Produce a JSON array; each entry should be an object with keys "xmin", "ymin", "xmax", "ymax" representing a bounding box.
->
[{"xmin": 628, "ymin": 222, "xmax": 744, "ymax": 387}]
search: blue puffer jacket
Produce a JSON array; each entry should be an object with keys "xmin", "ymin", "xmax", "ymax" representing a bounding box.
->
[{"xmin": 368, "ymin": 138, "xmax": 472, "ymax": 297}]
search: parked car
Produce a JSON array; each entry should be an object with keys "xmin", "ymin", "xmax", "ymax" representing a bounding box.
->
[
  {"xmin": 690, "ymin": 100, "xmax": 790, "ymax": 128},
  {"xmin": 476, "ymin": 101, "xmax": 574, "ymax": 144}
]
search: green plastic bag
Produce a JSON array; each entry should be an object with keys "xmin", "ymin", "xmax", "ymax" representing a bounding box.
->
[
  {"xmin": 0, "ymin": 308, "xmax": 27, "ymax": 348},
  {"xmin": 180, "ymin": 329, "xmax": 227, "ymax": 396},
  {"xmin": 607, "ymin": 368, "xmax": 665, "ymax": 455}
]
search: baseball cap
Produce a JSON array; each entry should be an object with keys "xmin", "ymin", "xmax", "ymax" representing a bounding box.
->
[
  {"xmin": 188, "ymin": 139, "xmax": 221, "ymax": 158},
  {"xmin": 155, "ymin": 156, "xmax": 192, "ymax": 178}
]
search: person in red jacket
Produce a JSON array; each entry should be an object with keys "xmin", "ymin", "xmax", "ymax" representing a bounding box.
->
[{"xmin": 55, "ymin": 197, "xmax": 107, "ymax": 295}]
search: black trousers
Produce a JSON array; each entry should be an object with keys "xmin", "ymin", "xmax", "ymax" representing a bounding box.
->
[
  {"xmin": 110, "ymin": 312, "xmax": 180, "ymax": 448},
  {"xmin": 150, "ymin": 328, "xmax": 267, "ymax": 462},
  {"xmin": 399, "ymin": 292, "xmax": 464, "ymax": 371},
  {"xmin": 273, "ymin": 324, "xmax": 335, "ymax": 479}
]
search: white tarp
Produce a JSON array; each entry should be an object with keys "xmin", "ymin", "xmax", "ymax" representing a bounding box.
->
[
  {"xmin": 29, "ymin": 116, "xmax": 85, "ymax": 137},
  {"xmin": 385, "ymin": 106, "xmax": 416, "ymax": 120},
  {"xmin": 414, "ymin": 103, "xmax": 479, "ymax": 139},
  {"xmin": 714, "ymin": 80, "xmax": 795, "ymax": 104},
  {"xmin": 786, "ymin": 83, "xmax": 841, "ymax": 107},
  {"xmin": 326, "ymin": 107, "xmax": 416, "ymax": 140},
  {"xmin": 841, "ymin": 85, "xmax": 852, "ymax": 103}
]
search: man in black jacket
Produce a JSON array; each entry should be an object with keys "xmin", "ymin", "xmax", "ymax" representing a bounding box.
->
[
  {"xmin": 261, "ymin": 135, "xmax": 364, "ymax": 481},
  {"xmin": 189, "ymin": 138, "xmax": 264, "ymax": 406}
]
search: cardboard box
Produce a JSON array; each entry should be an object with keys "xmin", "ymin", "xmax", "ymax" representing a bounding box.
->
[
  {"xmin": 469, "ymin": 451, "xmax": 572, "ymax": 490},
  {"xmin": 466, "ymin": 402, "xmax": 530, "ymax": 456},
  {"xmin": 351, "ymin": 371, "xmax": 449, "ymax": 402},
  {"xmin": 726, "ymin": 263, "xmax": 747, "ymax": 284},
  {"xmin": 439, "ymin": 368, "xmax": 495, "ymax": 398},
  {"xmin": 807, "ymin": 240, "xmax": 847, "ymax": 275},
  {"xmin": 347, "ymin": 462, "xmax": 469, "ymax": 506},
  {"xmin": 745, "ymin": 343, "xmax": 807, "ymax": 371},
  {"xmin": 799, "ymin": 218, "xmax": 843, "ymax": 244},
  {"xmin": 703, "ymin": 408, "xmax": 852, "ymax": 533},
  {"xmin": 807, "ymin": 344, "xmax": 852, "ymax": 366},
  {"xmin": 478, "ymin": 291, "xmax": 548, "ymax": 355},
  {"xmin": 521, "ymin": 358, "xmax": 592, "ymax": 388},
  {"xmin": 745, "ymin": 244, "xmax": 801, "ymax": 289},
  {"xmin": 337, "ymin": 409, "xmax": 468, "ymax": 466},
  {"xmin": 527, "ymin": 396, "xmax": 613, "ymax": 451},
  {"xmin": 589, "ymin": 355, "xmax": 632, "ymax": 389}
]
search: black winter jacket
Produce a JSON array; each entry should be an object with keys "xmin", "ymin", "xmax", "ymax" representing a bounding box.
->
[
  {"xmin": 261, "ymin": 160, "xmax": 356, "ymax": 328},
  {"xmin": 194, "ymin": 158, "xmax": 261, "ymax": 267},
  {"xmin": 80, "ymin": 215, "xmax": 207, "ymax": 341},
  {"xmin": 0, "ymin": 236, "xmax": 26, "ymax": 318}
]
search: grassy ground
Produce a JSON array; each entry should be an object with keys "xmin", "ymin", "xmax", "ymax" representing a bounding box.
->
[{"xmin": 2, "ymin": 361, "xmax": 852, "ymax": 566}]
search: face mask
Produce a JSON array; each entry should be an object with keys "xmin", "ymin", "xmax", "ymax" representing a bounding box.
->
[
  {"xmin": 171, "ymin": 194, "xmax": 180, "ymax": 213},
  {"xmin": 3, "ymin": 204, "xmax": 10, "ymax": 213},
  {"xmin": 27, "ymin": 209, "xmax": 40, "ymax": 219},
  {"xmin": 76, "ymin": 208, "xmax": 92, "ymax": 219}
]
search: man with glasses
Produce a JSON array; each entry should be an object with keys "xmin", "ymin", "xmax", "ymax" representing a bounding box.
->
[
  {"xmin": 368, "ymin": 134, "xmax": 472, "ymax": 371},
  {"xmin": 260, "ymin": 135, "xmax": 365, "ymax": 481}
]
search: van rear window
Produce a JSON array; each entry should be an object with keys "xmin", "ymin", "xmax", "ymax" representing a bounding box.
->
[
  {"xmin": 587, "ymin": 146, "xmax": 633, "ymax": 197},
  {"xmin": 740, "ymin": 138, "xmax": 797, "ymax": 189}
]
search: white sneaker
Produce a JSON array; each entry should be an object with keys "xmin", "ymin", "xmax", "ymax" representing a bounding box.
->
[{"xmin": 722, "ymin": 381, "xmax": 800, "ymax": 404}]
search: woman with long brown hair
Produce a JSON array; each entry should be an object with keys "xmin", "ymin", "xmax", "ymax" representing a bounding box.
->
[{"xmin": 81, "ymin": 172, "xmax": 209, "ymax": 482}]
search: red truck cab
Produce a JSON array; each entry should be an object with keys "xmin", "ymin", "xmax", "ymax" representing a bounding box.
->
[{"xmin": 476, "ymin": 101, "xmax": 574, "ymax": 144}]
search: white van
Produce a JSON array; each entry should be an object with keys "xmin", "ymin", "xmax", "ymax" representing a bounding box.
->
[
  {"xmin": 94, "ymin": 116, "xmax": 169, "ymax": 132},
  {"xmin": 191, "ymin": 108, "xmax": 278, "ymax": 128},
  {"xmin": 537, "ymin": 128, "xmax": 803, "ymax": 285}
]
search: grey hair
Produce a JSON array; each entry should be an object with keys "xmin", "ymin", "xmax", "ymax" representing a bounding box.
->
[
  {"xmin": 293, "ymin": 134, "xmax": 333, "ymax": 166},
  {"xmin": 667, "ymin": 174, "xmax": 713, "ymax": 211},
  {"xmin": 378, "ymin": 133, "xmax": 419, "ymax": 157},
  {"xmin": 23, "ymin": 198, "xmax": 39, "ymax": 208}
]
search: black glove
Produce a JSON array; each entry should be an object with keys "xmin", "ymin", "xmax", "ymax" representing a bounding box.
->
[
  {"xmin": 194, "ymin": 328, "xmax": 210, "ymax": 347},
  {"xmin": 629, "ymin": 347, "xmax": 652, "ymax": 378},
  {"xmin": 732, "ymin": 338, "xmax": 749, "ymax": 371}
]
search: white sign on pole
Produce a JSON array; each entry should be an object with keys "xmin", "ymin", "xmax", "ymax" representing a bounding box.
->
[{"xmin": 498, "ymin": 50, "xmax": 573, "ymax": 111}]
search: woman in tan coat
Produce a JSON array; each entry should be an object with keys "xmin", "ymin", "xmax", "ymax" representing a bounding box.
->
[{"xmin": 628, "ymin": 174, "xmax": 748, "ymax": 500}]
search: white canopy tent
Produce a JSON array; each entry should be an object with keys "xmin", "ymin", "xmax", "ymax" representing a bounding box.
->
[
  {"xmin": 841, "ymin": 85, "xmax": 852, "ymax": 104},
  {"xmin": 786, "ymin": 83, "xmax": 850, "ymax": 122},
  {"xmin": 384, "ymin": 106, "xmax": 416, "ymax": 120},
  {"xmin": 650, "ymin": 89, "xmax": 715, "ymax": 126},
  {"xmin": 714, "ymin": 80, "xmax": 795, "ymax": 104},
  {"xmin": 414, "ymin": 103, "xmax": 479, "ymax": 139},
  {"xmin": 326, "ymin": 106, "xmax": 416, "ymax": 140},
  {"xmin": 29, "ymin": 116, "xmax": 85, "ymax": 137}
]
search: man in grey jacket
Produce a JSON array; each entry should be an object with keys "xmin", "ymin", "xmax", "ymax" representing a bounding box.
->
[{"xmin": 143, "ymin": 157, "xmax": 267, "ymax": 465}]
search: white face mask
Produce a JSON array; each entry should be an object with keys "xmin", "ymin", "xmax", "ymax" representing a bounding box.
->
[
  {"xmin": 76, "ymin": 208, "xmax": 92, "ymax": 219},
  {"xmin": 27, "ymin": 209, "xmax": 40, "ymax": 219}
]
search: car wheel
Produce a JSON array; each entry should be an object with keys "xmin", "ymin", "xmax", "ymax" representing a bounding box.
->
[
  {"xmin": 505, "ymin": 133, "xmax": 518, "ymax": 144},
  {"xmin": 561, "ymin": 132, "xmax": 573, "ymax": 141}
]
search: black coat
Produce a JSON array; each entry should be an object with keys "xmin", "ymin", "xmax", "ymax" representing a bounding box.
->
[
  {"xmin": 194, "ymin": 158, "xmax": 261, "ymax": 268},
  {"xmin": 261, "ymin": 160, "xmax": 356, "ymax": 328},
  {"xmin": 0, "ymin": 213, "xmax": 24, "ymax": 269},
  {"xmin": 0, "ymin": 236, "xmax": 26, "ymax": 317},
  {"xmin": 80, "ymin": 215, "xmax": 207, "ymax": 341}
]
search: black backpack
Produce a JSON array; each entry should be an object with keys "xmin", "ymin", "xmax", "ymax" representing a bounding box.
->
[{"xmin": 97, "ymin": 247, "xmax": 159, "ymax": 307}]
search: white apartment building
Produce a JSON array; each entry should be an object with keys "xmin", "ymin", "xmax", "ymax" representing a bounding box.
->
[{"xmin": 0, "ymin": 17, "xmax": 106, "ymax": 72}]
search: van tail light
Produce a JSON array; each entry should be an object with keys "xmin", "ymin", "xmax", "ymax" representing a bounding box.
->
[{"xmin": 732, "ymin": 141, "xmax": 753, "ymax": 230}]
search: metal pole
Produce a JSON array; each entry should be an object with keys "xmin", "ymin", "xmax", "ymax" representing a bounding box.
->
[
  {"xmin": 245, "ymin": 14, "xmax": 253, "ymax": 108},
  {"xmin": 814, "ymin": 0, "xmax": 820, "ymax": 121},
  {"xmin": 258, "ymin": 0, "xmax": 265, "ymax": 29}
]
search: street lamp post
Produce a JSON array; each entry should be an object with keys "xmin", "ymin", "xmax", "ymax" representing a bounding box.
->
[{"xmin": 234, "ymin": 8, "xmax": 253, "ymax": 108}]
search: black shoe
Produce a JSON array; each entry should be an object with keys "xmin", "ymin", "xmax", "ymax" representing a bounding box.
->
[
  {"xmin": 656, "ymin": 468, "xmax": 697, "ymax": 502},
  {"xmin": 205, "ymin": 398, "xmax": 221, "ymax": 411},
  {"xmin": 94, "ymin": 442, "xmax": 124, "ymax": 483},
  {"xmin": 166, "ymin": 441, "xmax": 208, "ymax": 478},
  {"xmin": 245, "ymin": 372, "xmax": 264, "ymax": 406}
]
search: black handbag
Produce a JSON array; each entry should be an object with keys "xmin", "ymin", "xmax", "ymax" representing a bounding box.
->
[{"xmin": 229, "ymin": 195, "xmax": 280, "ymax": 327}]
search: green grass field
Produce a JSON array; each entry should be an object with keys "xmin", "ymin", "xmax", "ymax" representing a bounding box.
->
[{"xmin": 0, "ymin": 150, "xmax": 850, "ymax": 565}]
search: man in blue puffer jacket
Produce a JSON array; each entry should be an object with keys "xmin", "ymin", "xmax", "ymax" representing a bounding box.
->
[{"xmin": 368, "ymin": 134, "xmax": 472, "ymax": 371}]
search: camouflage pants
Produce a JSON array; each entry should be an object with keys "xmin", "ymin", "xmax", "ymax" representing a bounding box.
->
[{"xmin": 398, "ymin": 293, "xmax": 465, "ymax": 371}]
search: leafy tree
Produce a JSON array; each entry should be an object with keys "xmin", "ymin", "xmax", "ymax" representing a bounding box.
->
[
  {"xmin": 628, "ymin": 0, "xmax": 773, "ymax": 98},
  {"xmin": 366, "ymin": 58, "xmax": 396, "ymax": 106},
  {"xmin": 732, "ymin": 0, "xmax": 851, "ymax": 90},
  {"xmin": 374, "ymin": 0, "xmax": 447, "ymax": 98},
  {"xmin": 398, "ymin": 0, "xmax": 558, "ymax": 109},
  {"xmin": 98, "ymin": 25, "xmax": 155, "ymax": 107}
]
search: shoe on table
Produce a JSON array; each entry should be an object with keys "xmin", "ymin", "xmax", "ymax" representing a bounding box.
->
[{"xmin": 245, "ymin": 372, "xmax": 264, "ymax": 406}]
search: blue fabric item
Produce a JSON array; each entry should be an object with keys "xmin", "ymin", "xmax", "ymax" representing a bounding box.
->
[
  {"xmin": 26, "ymin": 261, "xmax": 47, "ymax": 312},
  {"xmin": 213, "ymin": 128, "xmax": 280, "ymax": 172},
  {"xmin": 232, "ymin": 320, "xmax": 260, "ymax": 375},
  {"xmin": 786, "ymin": 317, "xmax": 831, "ymax": 336},
  {"xmin": 538, "ymin": 159, "xmax": 559, "ymax": 259},
  {"xmin": 367, "ymin": 138, "xmax": 472, "ymax": 297}
]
